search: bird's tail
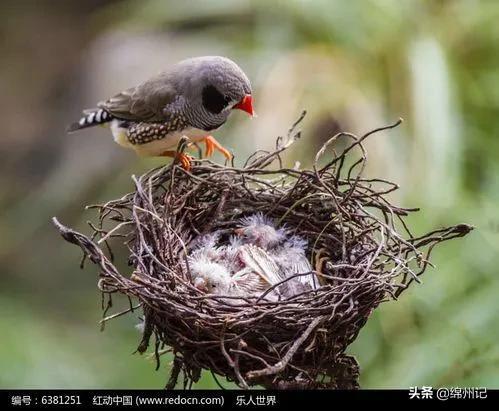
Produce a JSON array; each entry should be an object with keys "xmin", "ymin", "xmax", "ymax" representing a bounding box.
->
[{"xmin": 67, "ymin": 108, "xmax": 113, "ymax": 132}]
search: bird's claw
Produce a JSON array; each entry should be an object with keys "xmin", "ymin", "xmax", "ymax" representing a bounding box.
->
[
  {"xmin": 176, "ymin": 152, "xmax": 193, "ymax": 171},
  {"xmin": 160, "ymin": 150, "xmax": 193, "ymax": 171},
  {"xmin": 204, "ymin": 135, "xmax": 233, "ymax": 161}
]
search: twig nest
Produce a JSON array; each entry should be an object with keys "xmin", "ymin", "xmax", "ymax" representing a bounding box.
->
[{"xmin": 54, "ymin": 114, "xmax": 472, "ymax": 389}]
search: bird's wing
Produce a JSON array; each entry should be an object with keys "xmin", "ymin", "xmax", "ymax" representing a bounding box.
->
[
  {"xmin": 98, "ymin": 73, "xmax": 179, "ymax": 122},
  {"xmin": 238, "ymin": 244, "xmax": 285, "ymax": 285},
  {"xmin": 289, "ymin": 255, "xmax": 313, "ymax": 274},
  {"xmin": 277, "ymin": 250, "xmax": 318, "ymax": 290},
  {"xmin": 231, "ymin": 268, "xmax": 268, "ymax": 296},
  {"xmin": 288, "ymin": 257, "xmax": 319, "ymax": 290}
]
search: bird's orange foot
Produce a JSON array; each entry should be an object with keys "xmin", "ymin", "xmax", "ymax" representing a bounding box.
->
[
  {"xmin": 160, "ymin": 150, "xmax": 193, "ymax": 171},
  {"xmin": 204, "ymin": 135, "xmax": 233, "ymax": 161}
]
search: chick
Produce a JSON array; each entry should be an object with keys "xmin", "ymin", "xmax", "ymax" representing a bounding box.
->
[
  {"xmin": 234, "ymin": 213, "xmax": 287, "ymax": 249},
  {"xmin": 189, "ymin": 257, "xmax": 232, "ymax": 295},
  {"xmin": 234, "ymin": 214, "xmax": 318, "ymax": 293},
  {"xmin": 235, "ymin": 243, "xmax": 287, "ymax": 299},
  {"xmin": 188, "ymin": 213, "xmax": 318, "ymax": 300},
  {"xmin": 189, "ymin": 253, "xmax": 278, "ymax": 301},
  {"xmin": 189, "ymin": 231, "xmax": 222, "ymax": 261},
  {"xmin": 218, "ymin": 235, "xmax": 245, "ymax": 271},
  {"xmin": 273, "ymin": 235, "xmax": 319, "ymax": 292}
]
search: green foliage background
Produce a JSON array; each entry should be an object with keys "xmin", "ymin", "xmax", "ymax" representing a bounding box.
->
[{"xmin": 0, "ymin": 0, "xmax": 497, "ymax": 388}]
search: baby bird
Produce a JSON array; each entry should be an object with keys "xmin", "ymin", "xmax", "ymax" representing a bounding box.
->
[
  {"xmin": 189, "ymin": 257, "xmax": 232, "ymax": 295},
  {"xmin": 188, "ymin": 214, "xmax": 319, "ymax": 301},
  {"xmin": 189, "ymin": 253, "xmax": 279, "ymax": 301},
  {"xmin": 274, "ymin": 235, "xmax": 319, "ymax": 292},
  {"xmin": 189, "ymin": 231, "xmax": 286, "ymax": 300},
  {"xmin": 235, "ymin": 243, "xmax": 288, "ymax": 299},
  {"xmin": 234, "ymin": 213, "xmax": 318, "ymax": 293},
  {"xmin": 189, "ymin": 231, "xmax": 223, "ymax": 262},
  {"xmin": 234, "ymin": 213, "xmax": 287, "ymax": 249}
]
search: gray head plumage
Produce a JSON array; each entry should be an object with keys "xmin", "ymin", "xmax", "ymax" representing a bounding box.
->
[{"xmin": 171, "ymin": 56, "xmax": 253, "ymax": 130}]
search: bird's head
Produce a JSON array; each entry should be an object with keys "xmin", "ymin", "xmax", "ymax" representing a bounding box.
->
[
  {"xmin": 190, "ymin": 259, "xmax": 231, "ymax": 294},
  {"xmin": 178, "ymin": 56, "xmax": 253, "ymax": 129},
  {"xmin": 234, "ymin": 213, "xmax": 287, "ymax": 249}
]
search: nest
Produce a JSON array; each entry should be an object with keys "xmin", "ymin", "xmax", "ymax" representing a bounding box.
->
[{"xmin": 54, "ymin": 113, "xmax": 472, "ymax": 389}]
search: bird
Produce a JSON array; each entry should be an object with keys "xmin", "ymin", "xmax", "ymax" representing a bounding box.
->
[
  {"xmin": 188, "ymin": 214, "xmax": 319, "ymax": 301},
  {"xmin": 188, "ymin": 231, "xmax": 284, "ymax": 300},
  {"xmin": 189, "ymin": 231, "xmax": 223, "ymax": 262},
  {"xmin": 68, "ymin": 56, "xmax": 254, "ymax": 170},
  {"xmin": 234, "ymin": 213, "xmax": 319, "ymax": 292},
  {"xmin": 189, "ymin": 257, "xmax": 233, "ymax": 295},
  {"xmin": 188, "ymin": 246, "xmax": 284, "ymax": 302},
  {"xmin": 273, "ymin": 235, "xmax": 319, "ymax": 292},
  {"xmin": 234, "ymin": 243, "xmax": 288, "ymax": 299},
  {"xmin": 190, "ymin": 232, "xmax": 245, "ymax": 271},
  {"xmin": 234, "ymin": 213, "xmax": 288, "ymax": 249}
]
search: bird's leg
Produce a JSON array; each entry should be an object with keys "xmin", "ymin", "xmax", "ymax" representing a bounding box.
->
[
  {"xmin": 160, "ymin": 150, "xmax": 193, "ymax": 171},
  {"xmin": 203, "ymin": 135, "xmax": 233, "ymax": 161}
]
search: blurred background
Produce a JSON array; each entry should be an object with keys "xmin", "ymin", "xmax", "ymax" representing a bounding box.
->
[{"xmin": 1, "ymin": 0, "xmax": 498, "ymax": 388}]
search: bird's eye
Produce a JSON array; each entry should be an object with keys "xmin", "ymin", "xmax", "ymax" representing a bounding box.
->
[{"xmin": 202, "ymin": 85, "xmax": 229, "ymax": 114}]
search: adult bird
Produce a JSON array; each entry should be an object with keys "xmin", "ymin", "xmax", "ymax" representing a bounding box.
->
[{"xmin": 68, "ymin": 56, "xmax": 254, "ymax": 170}]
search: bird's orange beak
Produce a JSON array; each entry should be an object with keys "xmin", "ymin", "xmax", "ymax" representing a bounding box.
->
[{"xmin": 233, "ymin": 94, "xmax": 254, "ymax": 117}]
